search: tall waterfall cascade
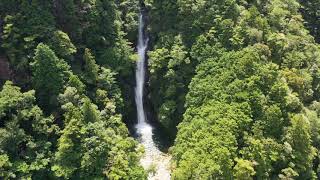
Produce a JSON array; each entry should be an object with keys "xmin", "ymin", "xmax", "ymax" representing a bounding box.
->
[{"xmin": 134, "ymin": 13, "xmax": 171, "ymax": 180}]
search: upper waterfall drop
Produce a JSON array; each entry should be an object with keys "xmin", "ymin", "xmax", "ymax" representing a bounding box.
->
[
  {"xmin": 134, "ymin": 11, "xmax": 171, "ymax": 180},
  {"xmin": 135, "ymin": 14, "xmax": 148, "ymax": 124}
]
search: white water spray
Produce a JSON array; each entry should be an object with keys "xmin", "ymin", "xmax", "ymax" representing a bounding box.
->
[
  {"xmin": 135, "ymin": 14, "xmax": 147, "ymax": 125},
  {"xmin": 135, "ymin": 13, "xmax": 171, "ymax": 180}
]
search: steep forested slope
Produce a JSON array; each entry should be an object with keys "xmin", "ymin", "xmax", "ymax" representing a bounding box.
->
[
  {"xmin": 0, "ymin": 0, "xmax": 146, "ymax": 179},
  {"xmin": 147, "ymin": 0, "xmax": 320, "ymax": 179}
]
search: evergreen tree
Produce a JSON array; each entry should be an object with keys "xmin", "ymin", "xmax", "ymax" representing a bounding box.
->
[
  {"xmin": 285, "ymin": 114, "xmax": 316, "ymax": 179},
  {"xmin": 0, "ymin": 81, "xmax": 58, "ymax": 179},
  {"xmin": 53, "ymin": 96, "xmax": 146, "ymax": 179},
  {"xmin": 31, "ymin": 43, "xmax": 70, "ymax": 112},
  {"xmin": 299, "ymin": 0, "xmax": 320, "ymax": 43},
  {"xmin": 48, "ymin": 30, "xmax": 77, "ymax": 60},
  {"xmin": 2, "ymin": 0, "xmax": 320, "ymax": 178},
  {"xmin": 83, "ymin": 48, "xmax": 99, "ymax": 85}
]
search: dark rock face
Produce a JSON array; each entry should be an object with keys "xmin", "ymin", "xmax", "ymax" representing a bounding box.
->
[
  {"xmin": 0, "ymin": 17, "xmax": 3, "ymax": 45},
  {"xmin": 137, "ymin": 3, "xmax": 161, "ymax": 126},
  {"xmin": 0, "ymin": 56, "xmax": 11, "ymax": 82}
]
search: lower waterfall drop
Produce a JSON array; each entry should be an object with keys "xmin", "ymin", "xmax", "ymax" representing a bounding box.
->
[{"xmin": 134, "ymin": 12, "xmax": 171, "ymax": 180}]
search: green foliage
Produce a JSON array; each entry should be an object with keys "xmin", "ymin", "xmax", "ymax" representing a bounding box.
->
[
  {"xmin": 233, "ymin": 158, "xmax": 255, "ymax": 180},
  {"xmin": 176, "ymin": 0, "xmax": 239, "ymax": 45},
  {"xmin": 1, "ymin": 0, "xmax": 55, "ymax": 74},
  {"xmin": 0, "ymin": 0, "xmax": 144, "ymax": 179},
  {"xmin": 284, "ymin": 114, "xmax": 316, "ymax": 179},
  {"xmin": 116, "ymin": 0, "xmax": 140, "ymax": 42},
  {"xmin": 52, "ymin": 0, "xmax": 81, "ymax": 42},
  {"xmin": 308, "ymin": 102, "xmax": 320, "ymax": 148},
  {"xmin": 0, "ymin": 81, "xmax": 58, "ymax": 179},
  {"xmin": 169, "ymin": 9, "xmax": 320, "ymax": 176},
  {"xmin": 143, "ymin": 0, "xmax": 320, "ymax": 178},
  {"xmin": 96, "ymin": 67, "xmax": 124, "ymax": 113},
  {"xmin": 149, "ymin": 35, "xmax": 193, "ymax": 133},
  {"xmin": 100, "ymin": 37, "xmax": 135, "ymax": 75},
  {"xmin": 53, "ymin": 97, "xmax": 146, "ymax": 179},
  {"xmin": 2, "ymin": 0, "xmax": 320, "ymax": 179},
  {"xmin": 83, "ymin": 48, "xmax": 99, "ymax": 85},
  {"xmin": 299, "ymin": 0, "xmax": 320, "ymax": 43},
  {"xmin": 147, "ymin": 0, "xmax": 179, "ymax": 45},
  {"xmin": 31, "ymin": 43, "xmax": 70, "ymax": 111},
  {"xmin": 67, "ymin": 74, "xmax": 86, "ymax": 94},
  {"xmin": 98, "ymin": 37, "xmax": 137, "ymax": 123},
  {"xmin": 172, "ymin": 101, "xmax": 250, "ymax": 179},
  {"xmin": 83, "ymin": 0, "xmax": 119, "ymax": 52},
  {"xmin": 0, "ymin": 0, "xmax": 19, "ymax": 17},
  {"xmin": 48, "ymin": 30, "xmax": 77, "ymax": 60},
  {"xmin": 240, "ymin": 136, "xmax": 284, "ymax": 179}
]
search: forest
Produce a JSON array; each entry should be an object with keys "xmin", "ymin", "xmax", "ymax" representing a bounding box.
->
[{"xmin": 0, "ymin": 0, "xmax": 320, "ymax": 179}]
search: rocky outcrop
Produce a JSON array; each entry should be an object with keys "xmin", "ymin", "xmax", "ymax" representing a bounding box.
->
[{"xmin": 0, "ymin": 56, "xmax": 11, "ymax": 81}]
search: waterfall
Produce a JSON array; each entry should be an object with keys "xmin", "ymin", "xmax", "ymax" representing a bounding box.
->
[
  {"xmin": 135, "ymin": 12, "xmax": 171, "ymax": 180},
  {"xmin": 135, "ymin": 14, "xmax": 147, "ymax": 124}
]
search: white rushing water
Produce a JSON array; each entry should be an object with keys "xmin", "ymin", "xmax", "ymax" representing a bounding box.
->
[{"xmin": 135, "ymin": 13, "xmax": 171, "ymax": 180}]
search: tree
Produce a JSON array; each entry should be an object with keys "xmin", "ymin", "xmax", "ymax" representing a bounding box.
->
[
  {"xmin": 149, "ymin": 35, "xmax": 193, "ymax": 134},
  {"xmin": 240, "ymin": 136, "xmax": 284, "ymax": 179},
  {"xmin": 176, "ymin": 0, "xmax": 239, "ymax": 45},
  {"xmin": 0, "ymin": 81, "xmax": 58, "ymax": 179},
  {"xmin": 53, "ymin": 97, "xmax": 146, "ymax": 179},
  {"xmin": 96, "ymin": 67, "xmax": 124, "ymax": 113},
  {"xmin": 52, "ymin": 0, "xmax": 81, "ymax": 41},
  {"xmin": 82, "ymin": 48, "xmax": 99, "ymax": 85},
  {"xmin": 172, "ymin": 101, "xmax": 251, "ymax": 179},
  {"xmin": 48, "ymin": 30, "xmax": 77, "ymax": 60},
  {"xmin": 83, "ymin": 0, "xmax": 119, "ymax": 52},
  {"xmin": 1, "ymin": 0, "xmax": 56, "ymax": 85},
  {"xmin": 285, "ymin": 114, "xmax": 316, "ymax": 179},
  {"xmin": 116, "ymin": 0, "xmax": 139, "ymax": 42},
  {"xmin": 299, "ymin": 0, "xmax": 320, "ymax": 43},
  {"xmin": 31, "ymin": 43, "xmax": 70, "ymax": 112},
  {"xmin": 233, "ymin": 158, "xmax": 255, "ymax": 180}
]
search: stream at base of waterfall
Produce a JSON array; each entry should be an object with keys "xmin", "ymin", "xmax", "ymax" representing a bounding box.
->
[
  {"xmin": 136, "ymin": 123, "xmax": 171, "ymax": 179},
  {"xmin": 134, "ymin": 13, "xmax": 171, "ymax": 180}
]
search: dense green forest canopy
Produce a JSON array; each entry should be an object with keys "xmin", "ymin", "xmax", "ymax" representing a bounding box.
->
[
  {"xmin": 148, "ymin": 0, "xmax": 320, "ymax": 179},
  {"xmin": 1, "ymin": 0, "xmax": 320, "ymax": 179},
  {"xmin": 0, "ymin": 0, "xmax": 146, "ymax": 179}
]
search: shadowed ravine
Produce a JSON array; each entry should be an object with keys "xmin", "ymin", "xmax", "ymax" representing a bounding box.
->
[{"xmin": 134, "ymin": 11, "xmax": 171, "ymax": 180}]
